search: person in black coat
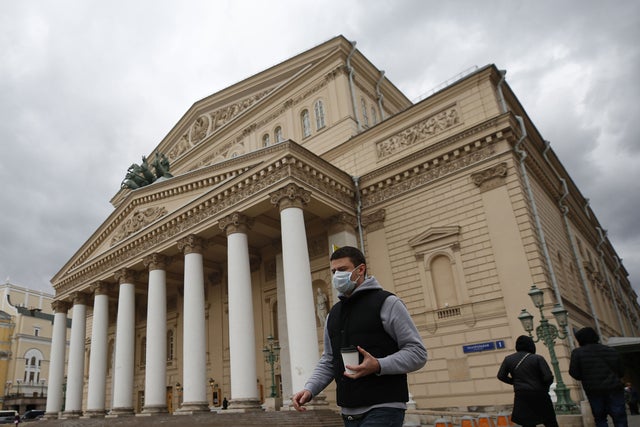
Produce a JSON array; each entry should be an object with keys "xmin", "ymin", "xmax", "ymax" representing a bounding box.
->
[
  {"xmin": 497, "ymin": 335, "xmax": 559, "ymax": 427},
  {"xmin": 569, "ymin": 326, "xmax": 628, "ymax": 427}
]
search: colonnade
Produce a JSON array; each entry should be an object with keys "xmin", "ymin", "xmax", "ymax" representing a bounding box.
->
[{"xmin": 44, "ymin": 183, "xmax": 343, "ymax": 418}]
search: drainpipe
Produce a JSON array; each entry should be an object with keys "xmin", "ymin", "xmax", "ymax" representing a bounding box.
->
[
  {"xmin": 542, "ymin": 140, "xmax": 599, "ymax": 342},
  {"xmin": 375, "ymin": 70, "xmax": 386, "ymax": 121},
  {"xmin": 596, "ymin": 227, "xmax": 627, "ymax": 335},
  {"xmin": 496, "ymin": 70, "xmax": 508, "ymax": 114},
  {"xmin": 346, "ymin": 41, "xmax": 361, "ymax": 132},
  {"xmin": 514, "ymin": 117, "xmax": 565, "ymax": 327},
  {"xmin": 352, "ymin": 176, "xmax": 366, "ymax": 254}
]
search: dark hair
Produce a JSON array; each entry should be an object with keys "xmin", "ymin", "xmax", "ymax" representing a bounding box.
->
[
  {"xmin": 575, "ymin": 326, "xmax": 599, "ymax": 346},
  {"xmin": 330, "ymin": 246, "xmax": 366, "ymax": 269},
  {"xmin": 515, "ymin": 335, "xmax": 536, "ymax": 354}
]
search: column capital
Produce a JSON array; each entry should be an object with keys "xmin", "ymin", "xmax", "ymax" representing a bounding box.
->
[
  {"xmin": 114, "ymin": 268, "xmax": 137, "ymax": 285},
  {"xmin": 51, "ymin": 300, "xmax": 71, "ymax": 314},
  {"xmin": 269, "ymin": 183, "xmax": 311, "ymax": 211},
  {"xmin": 143, "ymin": 253, "xmax": 169, "ymax": 271},
  {"xmin": 219, "ymin": 212, "xmax": 254, "ymax": 236},
  {"xmin": 361, "ymin": 209, "xmax": 386, "ymax": 232},
  {"xmin": 90, "ymin": 281, "xmax": 111, "ymax": 296},
  {"xmin": 326, "ymin": 212, "xmax": 358, "ymax": 234},
  {"xmin": 177, "ymin": 234, "xmax": 205, "ymax": 255},
  {"xmin": 70, "ymin": 291, "xmax": 90, "ymax": 306}
]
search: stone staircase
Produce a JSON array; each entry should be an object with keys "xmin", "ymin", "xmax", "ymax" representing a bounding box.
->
[{"xmin": 40, "ymin": 410, "xmax": 344, "ymax": 427}]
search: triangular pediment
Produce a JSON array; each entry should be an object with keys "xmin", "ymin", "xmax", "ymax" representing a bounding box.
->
[{"xmin": 408, "ymin": 226, "xmax": 461, "ymax": 248}]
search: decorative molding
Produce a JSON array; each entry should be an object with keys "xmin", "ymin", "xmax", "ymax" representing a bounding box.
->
[
  {"xmin": 471, "ymin": 162, "xmax": 508, "ymax": 192},
  {"xmin": 376, "ymin": 105, "xmax": 461, "ymax": 159},
  {"xmin": 114, "ymin": 268, "xmax": 137, "ymax": 285},
  {"xmin": 326, "ymin": 212, "xmax": 358, "ymax": 233},
  {"xmin": 110, "ymin": 206, "xmax": 168, "ymax": 246},
  {"xmin": 362, "ymin": 145, "xmax": 495, "ymax": 208},
  {"xmin": 90, "ymin": 281, "xmax": 111, "ymax": 296}
]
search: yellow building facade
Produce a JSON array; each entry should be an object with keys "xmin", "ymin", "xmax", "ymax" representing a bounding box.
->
[
  {"xmin": 0, "ymin": 282, "xmax": 68, "ymax": 414},
  {"xmin": 45, "ymin": 36, "xmax": 638, "ymax": 419}
]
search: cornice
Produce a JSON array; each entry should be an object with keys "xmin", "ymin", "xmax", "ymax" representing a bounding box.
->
[
  {"xmin": 361, "ymin": 124, "xmax": 509, "ymax": 209},
  {"xmin": 53, "ymin": 143, "xmax": 355, "ymax": 294}
]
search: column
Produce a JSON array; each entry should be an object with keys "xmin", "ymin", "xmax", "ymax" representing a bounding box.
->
[
  {"xmin": 269, "ymin": 184, "xmax": 319, "ymax": 396},
  {"xmin": 219, "ymin": 213, "xmax": 261, "ymax": 411},
  {"xmin": 44, "ymin": 300, "xmax": 70, "ymax": 419},
  {"xmin": 176, "ymin": 235, "xmax": 209, "ymax": 413},
  {"xmin": 85, "ymin": 282, "xmax": 110, "ymax": 417},
  {"xmin": 110, "ymin": 268, "xmax": 136, "ymax": 416},
  {"xmin": 142, "ymin": 253, "xmax": 168, "ymax": 414},
  {"xmin": 63, "ymin": 292, "xmax": 88, "ymax": 418}
]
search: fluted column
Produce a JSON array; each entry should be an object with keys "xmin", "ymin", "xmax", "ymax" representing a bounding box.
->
[
  {"xmin": 85, "ymin": 282, "xmax": 111, "ymax": 417},
  {"xmin": 176, "ymin": 235, "xmax": 209, "ymax": 413},
  {"xmin": 110, "ymin": 268, "xmax": 136, "ymax": 416},
  {"xmin": 219, "ymin": 213, "xmax": 261, "ymax": 411},
  {"xmin": 44, "ymin": 300, "xmax": 70, "ymax": 419},
  {"xmin": 270, "ymin": 184, "xmax": 319, "ymax": 395},
  {"xmin": 142, "ymin": 253, "xmax": 169, "ymax": 414},
  {"xmin": 63, "ymin": 292, "xmax": 89, "ymax": 418}
]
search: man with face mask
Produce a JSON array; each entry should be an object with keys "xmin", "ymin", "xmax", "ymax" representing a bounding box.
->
[{"xmin": 292, "ymin": 246, "xmax": 427, "ymax": 426}]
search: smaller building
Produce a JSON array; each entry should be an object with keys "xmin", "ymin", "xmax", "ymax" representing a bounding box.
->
[{"xmin": 0, "ymin": 281, "xmax": 70, "ymax": 414}]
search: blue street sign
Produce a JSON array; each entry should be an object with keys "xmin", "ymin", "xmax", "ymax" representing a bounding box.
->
[
  {"xmin": 463, "ymin": 342, "xmax": 496, "ymax": 353},
  {"xmin": 496, "ymin": 340, "xmax": 505, "ymax": 349}
]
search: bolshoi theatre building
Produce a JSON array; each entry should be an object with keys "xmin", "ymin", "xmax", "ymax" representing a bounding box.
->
[{"xmin": 44, "ymin": 35, "xmax": 640, "ymax": 418}]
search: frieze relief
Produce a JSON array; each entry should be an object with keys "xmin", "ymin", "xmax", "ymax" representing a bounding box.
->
[
  {"xmin": 110, "ymin": 206, "xmax": 168, "ymax": 246},
  {"xmin": 362, "ymin": 145, "xmax": 495, "ymax": 209},
  {"xmin": 377, "ymin": 106, "xmax": 461, "ymax": 159}
]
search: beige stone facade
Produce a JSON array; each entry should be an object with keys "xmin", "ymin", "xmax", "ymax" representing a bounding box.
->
[{"xmin": 47, "ymin": 35, "xmax": 638, "ymax": 417}]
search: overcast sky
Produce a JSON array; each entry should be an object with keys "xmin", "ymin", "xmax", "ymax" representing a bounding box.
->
[{"xmin": 1, "ymin": 0, "xmax": 638, "ymax": 298}]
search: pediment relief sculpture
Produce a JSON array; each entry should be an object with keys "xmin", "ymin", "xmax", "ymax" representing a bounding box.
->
[
  {"xmin": 167, "ymin": 90, "xmax": 270, "ymax": 162},
  {"xmin": 110, "ymin": 206, "xmax": 168, "ymax": 246},
  {"xmin": 377, "ymin": 105, "xmax": 460, "ymax": 159}
]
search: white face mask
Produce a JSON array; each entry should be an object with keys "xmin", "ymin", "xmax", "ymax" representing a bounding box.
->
[{"xmin": 332, "ymin": 264, "xmax": 362, "ymax": 295}]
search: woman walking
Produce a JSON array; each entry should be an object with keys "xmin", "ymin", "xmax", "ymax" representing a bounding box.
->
[{"xmin": 497, "ymin": 335, "xmax": 559, "ymax": 427}]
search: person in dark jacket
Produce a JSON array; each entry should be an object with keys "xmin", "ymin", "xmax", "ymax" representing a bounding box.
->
[
  {"xmin": 497, "ymin": 335, "xmax": 559, "ymax": 427},
  {"xmin": 292, "ymin": 246, "xmax": 427, "ymax": 426},
  {"xmin": 569, "ymin": 326, "xmax": 627, "ymax": 427}
]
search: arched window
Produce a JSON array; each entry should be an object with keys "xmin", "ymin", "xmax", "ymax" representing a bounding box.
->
[
  {"xmin": 371, "ymin": 107, "xmax": 377, "ymax": 125},
  {"xmin": 431, "ymin": 254, "xmax": 458, "ymax": 308},
  {"xmin": 314, "ymin": 100, "xmax": 326, "ymax": 130},
  {"xmin": 167, "ymin": 330, "xmax": 174, "ymax": 361},
  {"xmin": 262, "ymin": 133, "xmax": 270, "ymax": 147},
  {"xmin": 361, "ymin": 98, "xmax": 369, "ymax": 127},
  {"xmin": 274, "ymin": 126, "xmax": 283, "ymax": 143},
  {"xmin": 23, "ymin": 349, "xmax": 44, "ymax": 384},
  {"xmin": 301, "ymin": 110, "xmax": 311, "ymax": 138}
]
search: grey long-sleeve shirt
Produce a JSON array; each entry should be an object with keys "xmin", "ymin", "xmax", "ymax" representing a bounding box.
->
[{"xmin": 303, "ymin": 276, "xmax": 427, "ymax": 415}]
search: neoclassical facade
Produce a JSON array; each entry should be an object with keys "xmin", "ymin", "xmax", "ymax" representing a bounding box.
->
[{"xmin": 45, "ymin": 35, "xmax": 639, "ymax": 418}]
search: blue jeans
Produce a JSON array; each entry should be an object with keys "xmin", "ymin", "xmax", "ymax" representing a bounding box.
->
[
  {"xmin": 342, "ymin": 408, "xmax": 405, "ymax": 427},
  {"xmin": 588, "ymin": 390, "xmax": 628, "ymax": 427}
]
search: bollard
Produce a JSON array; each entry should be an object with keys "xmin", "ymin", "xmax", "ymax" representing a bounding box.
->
[
  {"xmin": 434, "ymin": 417, "xmax": 453, "ymax": 427},
  {"xmin": 460, "ymin": 415, "xmax": 478, "ymax": 427},
  {"xmin": 495, "ymin": 412, "xmax": 513, "ymax": 426},
  {"xmin": 476, "ymin": 413, "xmax": 495, "ymax": 427}
]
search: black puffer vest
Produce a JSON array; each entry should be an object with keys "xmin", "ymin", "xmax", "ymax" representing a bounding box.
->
[{"xmin": 327, "ymin": 288, "xmax": 408, "ymax": 407}]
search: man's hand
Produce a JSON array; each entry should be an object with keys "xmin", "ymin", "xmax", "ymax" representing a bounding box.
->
[
  {"xmin": 343, "ymin": 346, "xmax": 381, "ymax": 379},
  {"xmin": 292, "ymin": 389, "xmax": 312, "ymax": 411}
]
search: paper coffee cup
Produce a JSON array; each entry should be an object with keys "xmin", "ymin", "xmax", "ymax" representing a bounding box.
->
[{"xmin": 341, "ymin": 346, "xmax": 359, "ymax": 374}]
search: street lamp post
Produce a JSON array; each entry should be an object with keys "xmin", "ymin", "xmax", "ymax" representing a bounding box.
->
[
  {"xmin": 262, "ymin": 335, "xmax": 280, "ymax": 398},
  {"xmin": 518, "ymin": 284, "xmax": 579, "ymax": 414}
]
